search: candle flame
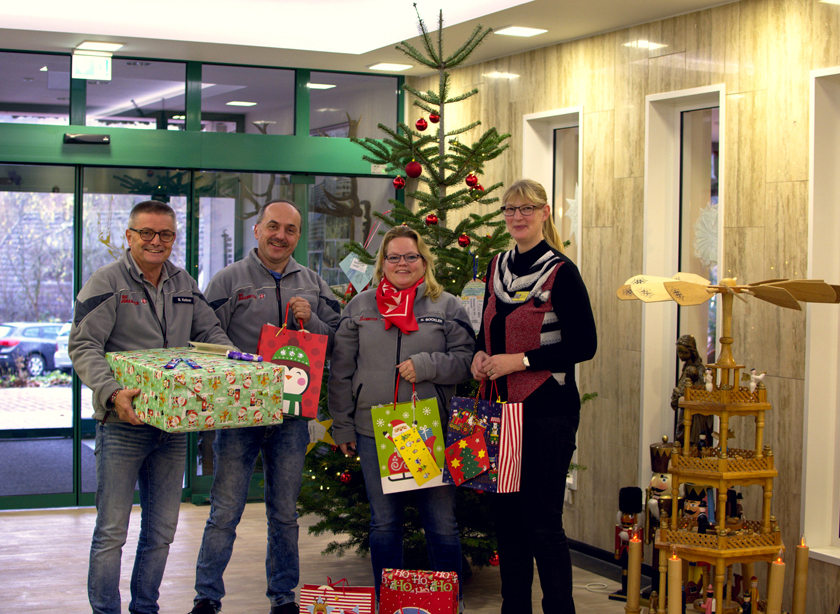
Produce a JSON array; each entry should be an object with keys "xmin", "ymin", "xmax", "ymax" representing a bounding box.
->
[
  {"xmin": 630, "ymin": 527, "xmax": 641, "ymax": 542},
  {"xmin": 670, "ymin": 545, "xmax": 679, "ymax": 560},
  {"xmin": 775, "ymin": 548, "xmax": 784, "ymax": 563},
  {"xmin": 800, "ymin": 535, "xmax": 807, "ymax": 547}
]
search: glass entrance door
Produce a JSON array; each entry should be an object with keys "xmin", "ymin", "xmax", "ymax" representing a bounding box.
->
[{"xmin": 0, "ymin": 164, "xmax": 76, "ymax": 508}]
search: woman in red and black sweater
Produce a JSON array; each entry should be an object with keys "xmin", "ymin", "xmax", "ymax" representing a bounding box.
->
[{"xmin": 472, "ymin": 178, "xmax": 597, "ymax": 614}]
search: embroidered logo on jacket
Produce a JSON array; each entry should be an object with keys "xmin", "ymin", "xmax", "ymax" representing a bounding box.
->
[
  {"xmin": 359, "ymin": 317, "xmax": 379, "ymax": 321},
  {"xmin": 120, "ymin": 295, "xmax": 139, "ymax": 305},
  {"xmin": 237, "ymin": 292, "xmax": 264, "ymax": 301}
]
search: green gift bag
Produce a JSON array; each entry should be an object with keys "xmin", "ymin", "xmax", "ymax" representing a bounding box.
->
[{"xmin": 371, "ymin": 386, "xmax": 446, "ymax": 494}]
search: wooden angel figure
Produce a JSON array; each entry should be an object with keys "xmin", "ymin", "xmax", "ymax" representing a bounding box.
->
[{"xmin": 704, "ymin": 369, "xmax": 715, "ymax": 392}]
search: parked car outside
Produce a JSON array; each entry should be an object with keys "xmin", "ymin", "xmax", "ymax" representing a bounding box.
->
[
  {"xmin": 0, "ymin": 322, "xmax": 63, "ymax": 377},
  {"xmin": 54, "ymin": 321, "xmax": 72, "ymax": 373}
]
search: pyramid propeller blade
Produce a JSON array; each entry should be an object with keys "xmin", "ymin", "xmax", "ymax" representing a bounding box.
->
[
  {"xmin": 747, "ymin": 285, "xmax": 801, "ymax": 310},
  {"xmin": 766, "ymin": 280, "xmax": 836, "ymax": 303},
  {"xmin": 664, "ymin": 281, "xmax": 714, "ymax": 306}
]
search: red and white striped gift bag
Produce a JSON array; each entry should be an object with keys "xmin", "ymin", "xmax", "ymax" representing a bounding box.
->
[{"xmin": 497, "ymin": 401, "xmax": 523, "ymax": 493}]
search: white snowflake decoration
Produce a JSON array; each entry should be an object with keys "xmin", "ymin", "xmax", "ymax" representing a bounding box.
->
[
  {"xmin": 435, "ymin": 444, "xmax": 442, "ymax": 452},
  {"xmin": 423, "ymin": 407, "xmax": 431, "ymax": 416},
  {"xmin": 693, "ymin": 203, "xmax": 718, "ymax": 268},
  {"xmin": 432, "ymin": 420, "xmax": 439, "ymax": 428},
  {"xmin": 402, "ymin": 411, "xmax": 410, "ymax": 421},
  {"xmin": 376, "ymin": 418, "xmax": 385, "ymax": 428},
  {"xmin": 381, "ymin": 464, "xmax": 387, "ymax": 471},
  {"xmin": 380, "ymin": 443, "xmax": 386, "ymax": 450},
  {"xmin": 564, "ymin": 182, "xmax": 581, "ymax": 242}
]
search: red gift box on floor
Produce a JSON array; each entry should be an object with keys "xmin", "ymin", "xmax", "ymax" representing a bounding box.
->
[
  {"xmin": 300, "ymin": 578, "xmax": 375, "ymax": 614},
  {"xmin": 380, "ymin": 569, "xmax": 459, "ymax": 614}
]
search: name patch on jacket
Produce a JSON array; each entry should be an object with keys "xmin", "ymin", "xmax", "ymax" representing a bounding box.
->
[
  {"xmin": 173, "ymin": 296, "xmax": 194, "ymax": 304},
  {"xmin": 359, "ymin": 316, "xmax": 380, "ymax": 321},
  {"xmin": 418, "ymin": 316, "xmax": 443, "ymax": 325},
  {"xmin": 120, "ymin": 295, "xmax": 139, "ymax": 305},
  {"xmin": 237, "ymin": 292, "xmax": 265, "ymax": 301}
]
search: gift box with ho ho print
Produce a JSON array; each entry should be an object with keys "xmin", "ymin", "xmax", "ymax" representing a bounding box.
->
[{"xmin": 106, "ymin": 348, "xmax": 285, "ymax": 432}]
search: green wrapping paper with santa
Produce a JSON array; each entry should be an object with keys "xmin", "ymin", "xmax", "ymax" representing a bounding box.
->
[{"xmin": 257, "ymin": 322, "xmax": 327, "ymax": 419}]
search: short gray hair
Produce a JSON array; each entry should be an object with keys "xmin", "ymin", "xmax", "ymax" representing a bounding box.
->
[
  {"xmin": 129, "ymin": 200, "xmax": 176, "ymax": 227},
  {"xmin": 255, "ymin": 199, "xmax": 302, "ymax": 226}
]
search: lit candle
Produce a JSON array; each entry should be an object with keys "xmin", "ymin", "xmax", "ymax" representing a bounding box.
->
[
  {"xmin": 667, "ymin": 546, "xmax": 682, "ymax": 614},
  {"xmin": 625, "ymin": 528, "xmax": 642, "ymax": 614},
  {"xmin": 766, "ymin": 549, "xmax": 786, "ymax": 614},
  {"xmin": 792, "ymin": 535, "xmax": 809, "ymax": 614}
]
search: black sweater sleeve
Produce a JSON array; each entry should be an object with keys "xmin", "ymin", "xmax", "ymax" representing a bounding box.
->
[{"xmin": 525, "ymin": 259, "xmax": 597, "ymax": 373}]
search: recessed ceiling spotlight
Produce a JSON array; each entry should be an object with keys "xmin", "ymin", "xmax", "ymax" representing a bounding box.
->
[
  {"xmin": 307, "ymin": 83, "xmax": 336, "ymax": 90},
  {"xmin": 171, "ymin": 115, "xmax": 186, "ymax": 120},
  {"xmin": 368, "ymin": 63, "xmax": 412, "ymax": 72},
  {"xmin": 623, "ymin": 40, "xmax": 667, "ymax": 50},
  {"xmin": 40, "ymin": 66, "xmax": 48, "ymax": 72},
  {"xmin": 494, "ymin": 26, "xmax": 547, "ymax": 37},
  {"xmin": 227, "ymin": 101, "xmax": 257, "ymax": 107},
  {"xmin": 76, "ymin": 41, "xmax": 124, "ymax": 52}
]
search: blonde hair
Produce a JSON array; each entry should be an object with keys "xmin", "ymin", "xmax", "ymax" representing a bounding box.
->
[
  {"xmin": 502, "ymin": 178, "xmax": 564, "ymax": 253},
  {"xmin": 373, "ymin": 225, "xmax": 443, "ymax": 300}
]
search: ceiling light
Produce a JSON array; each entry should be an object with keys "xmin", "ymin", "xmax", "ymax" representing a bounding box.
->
[
  {"xmin": 368, "ymin": 63, "xmax": 412, "ymax": 72},
  {"xmin": 623, "ymin": 40, "xmax": 667, "ymax": 50},
  {"xmin": 494, "ymin": 26, "xmax": 547, "ymax": 37},
  {"xmin": 819, "ymin": 0, "xmax": 840, "ymax": 4},
  {"xmin": 40, "ymin": 66, "xmax": 48, "ymax": 72},
  {"xmin": 226, "ymin": 101, "xmax": 257, "ymax": 107},
  {"xmin": 483, "ymin": 72, "xmax": 520, "ymax": 79},
  {"xmin": 307, "ymin": 83, "xmax": 336, "ymax": 90},
  {"xmin": 76, "ymin": 41, "xmax": 123, "ymax": 52},
  {"xmin": 171, "ymin": 115, "xmax": 185, "ymax": 120}
]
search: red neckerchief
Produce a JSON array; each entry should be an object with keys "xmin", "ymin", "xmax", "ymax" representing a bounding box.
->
[{"xmin": 376, "ymin": 276, "xmax": 424, "ymax": 334}]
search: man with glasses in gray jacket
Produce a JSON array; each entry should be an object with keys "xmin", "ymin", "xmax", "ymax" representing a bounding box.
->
[
  {"xmin": 70, "ymin": 200, "xmax": 235, "ymax": 614},
  {"xmin": 190, "ymin": 200, "xmax": 341, "ymax": 614}
]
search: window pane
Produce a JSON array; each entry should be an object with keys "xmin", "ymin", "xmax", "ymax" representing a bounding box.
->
[
  {"xmin": 0, "ymin": 164, "xmax": 75, "ymax": 497},
  {"xmin": 553, "ymin": 126, "xmax": 580, "ymax": 259},
  {"xmin": 309, "ymin": 72, "xmax": 398, "ymax": 139},
  {"xmin": 0, "ymin": 52, "xmax": 71, "ymax": 125},
  {"xmin": 86, "ymin": 60, "xmax": 186, "ymax": 130},
  {"xmin": 307, "ymin": 175, "xmax": 393, "ymax": 287},
  {"xmin": 200, "ymin": 65, "xmax": 295, "ymax": 135},
  {"xmin": 81, "ymin": 168, "xmax": 189, "ymax": 284}
]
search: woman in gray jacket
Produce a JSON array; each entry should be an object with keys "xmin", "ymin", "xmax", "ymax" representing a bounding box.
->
[{"xmin": 329, "ymin": 225, "xmax": 475, "ymax": 602}]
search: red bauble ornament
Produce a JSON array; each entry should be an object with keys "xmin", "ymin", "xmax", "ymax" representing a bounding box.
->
[
  {"xmin": 465, "ymin": 173, "xmax": 479, "ymax": 188},
  {"xmin": 405, "ymin": 160, "xmax": 422, "ymax": 178},
  {"xmin": 415, "ymin": 118, "xmax": 428, "ymax": 131},
  {"xmin": 393, "ymin": 176, "xmax": 406, "ymax": 190},
  {"xmin": 340, "ymin": 472, "xmax": 352, "ymax": 484},
  {"xmin": 489, "ymin": 551, "xmax": 500, "ymax": 566},
  {"xmin": 429, "ymin": 113, "xmax": 440, "ymax": 124},
  {"xmin": 330, "ymin": 445, "xmax": 339, "ymax": 452},
  {"xmin": 458, "ymin": 234, "xmax": 471, "ymax": 248},
  {"xmin": 425, "ymin": 214, "xmax": 439, "ymax": 226}
]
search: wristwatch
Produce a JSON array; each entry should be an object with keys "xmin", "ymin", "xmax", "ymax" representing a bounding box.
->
[{"xmin": 522, "ymin": 355, "xmax": 530, "ymax": 368}]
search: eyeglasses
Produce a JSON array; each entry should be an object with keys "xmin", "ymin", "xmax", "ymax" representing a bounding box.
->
[
  {"xmin": 129, "ymin": 228, "xmax": 176, "ymax": 243},
  {"xmin": 500, "ymin": 204, "xmax": 544, "ymax": 217},
  {"xmin": 384, "ymin": 253, "xmax": 422, "ymax": 264}
]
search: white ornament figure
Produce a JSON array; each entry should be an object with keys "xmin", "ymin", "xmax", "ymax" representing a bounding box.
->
[
  {"xmin": 704, "ymin": 369, "xmax": 714, "ymax": 392},
  {"xmin": 749, "ymin": 368, "xmax": 765, "ymax": 393}
]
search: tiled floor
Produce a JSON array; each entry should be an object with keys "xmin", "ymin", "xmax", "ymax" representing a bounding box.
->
[{"xmin": 0, "ymin": 502, "xmax": 632, "ymax": 613}]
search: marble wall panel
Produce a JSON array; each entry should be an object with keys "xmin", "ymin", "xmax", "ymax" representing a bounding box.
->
[
  {"xmin": 615, "ymin": 347, "xmax": 642, "ymax": 450},
  {"xmin": 580, "ymin": 31, "xmax": 617, "ymax": 114},
  {"xmin": 812, "ymin": 1, "xmax": 840, "ymax": 70},
  {"xmin": 648, "ymin": 14, "xmax": 687, "ymax": 59},
  {"xmin": 720, "ymin": 1, "xmax": 742, "ymax": 94},
  {"xmin": 738, "ymin": 0, "xmax": 770, "ymax": 93},
  {"xmin": 683, "ymin": 9, "xmax": 715, "ymax": 89},
  {"xmin": 808, "ymin": 559, "xmax": 840, "ymax": 614},
  {"xmin": 615, "ymin": 176, "xmax": 644, "ymax": 351},
  {"xmin": 614, "ymin": 26, "xmax": 648, "ymax": 179},
  {"xmin": 766, "ymin": 0, "xmax": 812, "ymax": 183},
  {"xmin": 724, "ymin": 90, "xmax": 767, "ymax": 229},
  {"xmin": 582, "ymin": 111, "xmax": 616, "ymax": 229},
  {"xmin": 647, "ymin": 52, "xmax": 687, "ymax": 95}
]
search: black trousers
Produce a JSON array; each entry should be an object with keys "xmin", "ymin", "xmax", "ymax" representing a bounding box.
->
[{"xmin": 490, "ymin": 394, "xmax": 581, "ymax": 614}]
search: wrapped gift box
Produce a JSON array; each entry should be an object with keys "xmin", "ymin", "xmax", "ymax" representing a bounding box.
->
[
  {"xmin": 106, "ymin": 348, "xmax": 285, "ymax": 432},
  {"xmin": 380, "ymin": 569, "xmax": 459, "ymax": 614}
]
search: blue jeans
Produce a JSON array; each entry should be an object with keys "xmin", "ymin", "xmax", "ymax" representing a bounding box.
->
[
  {"xmin": 89, "ymin": 421, "xmax": 187, "ymax": 614},
  {"xmin": 356, "ymin": 434, "xmax": 462, "ymax": 599},
  {"xmin": 194, "ymin": 418, "xmax": 309, "ymax": 608}
]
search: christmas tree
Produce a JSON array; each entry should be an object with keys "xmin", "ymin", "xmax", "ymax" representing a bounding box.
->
[
  {"xmin": 345, "ymin": 5, "xmax": 511, "ymax": 296},
  {"xmin": 297, "ymin": 7, "xmax": 511, "ymax": 573}
]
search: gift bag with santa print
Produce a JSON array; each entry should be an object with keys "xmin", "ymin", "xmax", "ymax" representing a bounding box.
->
[
  {"xmin": 257, "ymin": 307, "xmax": 327, "ymax": 419},
  {"xmin": 442, "ymin": 382, "xmax": 523, "ymax": 493},
  {"xmin": 370, "ymin": 380, "xmax": 446, "ymax": 494},
  {"xmin": 379, "ymin": 569, "xmax": 459, "ymax": 614}
]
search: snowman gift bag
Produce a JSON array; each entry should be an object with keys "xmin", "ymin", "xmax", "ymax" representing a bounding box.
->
[
  {"xmin": 370, "ymin": 382, "xmax": 446, "ymax": 494},
  {"xmin": 257, "ymin": 318, "xmax": 327, "ymax": 420}
]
